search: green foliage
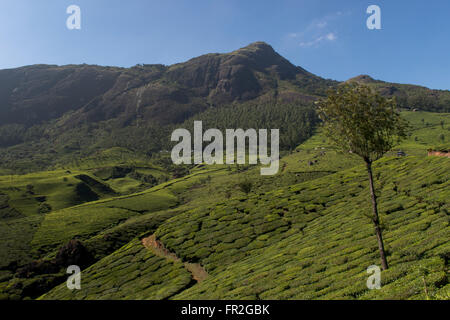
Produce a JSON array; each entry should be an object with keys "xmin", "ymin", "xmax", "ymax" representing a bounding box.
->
[
  {"xmin": 238, "ymin": 180, "xmax": 253, "ymax": 195},
  {"xmin": 177, "ymin": 100, "xmax": 319, "ymax": 151},
  {"xmin": 317, "ymin": 84, "xmax": 408, "ymax": 163},
  {"xmin": 30, "ymin": 189, "xmax": 178, "ymax": 255},
  {"xmin": 0, "ymin": 170, "xmax": 116, "ymax": 216},
  {"xmin": 40, "ymin": 239, "xmax": 193, "ymax": 300},
  {"xmin": 149, "ymin": 156, "xmax": 449, "ymax": 300},
  {"xmin": 0, "ymin": 215, "xmax": 43, "ymax": 271}
]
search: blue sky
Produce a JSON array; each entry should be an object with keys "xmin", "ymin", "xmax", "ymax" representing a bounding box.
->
[{"xmin": 1, "ymin": 0, "xmax": 449, "ymax": 89}]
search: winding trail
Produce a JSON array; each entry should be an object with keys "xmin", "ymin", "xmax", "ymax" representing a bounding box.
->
[{"xmin": 141, "ymin": 234, "xmax": 208, "ymax": 283}]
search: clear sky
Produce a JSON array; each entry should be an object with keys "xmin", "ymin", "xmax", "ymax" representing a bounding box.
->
[{"xmin": 1, "ymin": 0, "xmax": 449, "ymax": 89}]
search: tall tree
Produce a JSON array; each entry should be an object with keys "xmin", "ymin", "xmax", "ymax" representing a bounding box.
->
[{"xmin": 316, "ymin": 84, "xmax": 408, "ymax": 270}]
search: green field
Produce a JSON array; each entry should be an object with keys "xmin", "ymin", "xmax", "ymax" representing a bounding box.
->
[{"xmin": 0, "ymin": 111, "xmax": 449, "ymax": 300}]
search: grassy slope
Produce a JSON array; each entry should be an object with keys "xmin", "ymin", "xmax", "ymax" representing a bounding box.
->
[
  {"xmin": 40, "ymin": 155, "xmax": 449, "ymax": 300},
  {"xmin": 0, "ymin": 111, "xmax": 449, "ymax": 299},
  {"xmin": 39, "ymin": 238, "xmax": 193, "ymax": 300},
  {"xmin": 0, "ymin": 170, "xmax": 111, "ymax": 217},
  {"xmin": 396, "ymin": 112, "xmax": 450, "ymax": 155},
  {"xmin": 171, "ymin": 157, "xmax": 449, "ymax": 300},
  {"xmin": 30, "ymin": 189, "xmax": 178, "ymax": 255},
  {"xmin": 0, "ymin": 170, "xmax": 117, "ymax": 273},
  {"xmin": 38, "ymin": 112, "xmax": 449, "ymax": 300}
]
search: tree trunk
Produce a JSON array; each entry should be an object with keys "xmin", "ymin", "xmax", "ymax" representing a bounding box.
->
[{"xmin": 366, "ymin": 161, "xmax": 389, "ymax": 270}]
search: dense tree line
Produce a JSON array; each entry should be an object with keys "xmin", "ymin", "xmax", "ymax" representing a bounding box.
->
[
  {"xmin": 1, "ymin": 86, "xmax": 447, "ymax": 173},
  {"xmin": 175, "ymin": 100, "xmax": 319, "ymax": 151}
]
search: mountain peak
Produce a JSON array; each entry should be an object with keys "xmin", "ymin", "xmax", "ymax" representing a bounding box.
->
[
  {"xmin": 230, "ymin": 41, "xmax": 277, "ymax": 58},
  {"xmin": 346, "ymin": 74, "xmax": 377, "ymax": 84},
  {"xmin": 224, "ymin": 41, "xmax": 300, "ymax": 80},
  {"xmin": 239, "ymin": 41, "xmax": 275, "ymax": 52}
]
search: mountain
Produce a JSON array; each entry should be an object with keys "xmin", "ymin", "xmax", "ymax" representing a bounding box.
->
[
  {"xmin": 0, "ymin": 42, "xmax": 329, "ymax": 128},
  {"xmin": 347, "ymin": 74, "xmax": 450, "ymax": 112},
  {"xmin": 0, "ymin": 42, "xmax": 449, "ymax": 172}
]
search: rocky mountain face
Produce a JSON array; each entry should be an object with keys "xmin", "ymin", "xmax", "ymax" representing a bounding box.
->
[
  {"xmin": 0, "ymin": 64, "xmax": 121, "ymax": 126},
  {"xmin": 0, "ymin": 42, "xmax": 330, "ymax": 131},
  {"xmin": 3, "ymin": 41, "xmax": 447, "ymax": 132}
]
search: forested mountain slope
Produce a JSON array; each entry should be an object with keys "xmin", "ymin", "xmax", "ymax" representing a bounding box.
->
[{"xmin": 1, "ymin": 42, "xmax": 449, "ymax": 173}]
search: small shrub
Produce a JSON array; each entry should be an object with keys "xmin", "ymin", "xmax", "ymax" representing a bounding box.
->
[
  {"xmin": 238, "ymin": 181, "xmax": 253, "ymax": 195},
  {"xmin": 38, "ymin": 203, "xmax": 52, "ymax": 214}
]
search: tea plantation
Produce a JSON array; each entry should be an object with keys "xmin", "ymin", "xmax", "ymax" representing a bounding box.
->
[{"xmin": 0, "ymin": 111, "xmax": 449, "ymax": 300}]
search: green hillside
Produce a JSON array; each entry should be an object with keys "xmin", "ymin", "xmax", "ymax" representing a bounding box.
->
[
  {"xmin": 1, "ymin": 111, "xmax": 448, "ymax": 300},
  {"xmin": 1, "ymin": 43, "xmax": 449, "ymax": 174},
  {"xmin": 38, "ymin": 155, "xmax": 449, "ymax": 300}
]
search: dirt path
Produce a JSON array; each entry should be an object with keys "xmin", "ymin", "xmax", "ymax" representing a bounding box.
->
[{"xmin": 142, "ymin": 234, "xmax": 208, "ymax": 283}]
